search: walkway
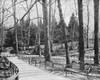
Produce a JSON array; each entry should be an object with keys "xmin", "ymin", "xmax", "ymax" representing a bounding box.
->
[{"xmin": 8, "ymin": 57, "xmax": 71, "ymax": 80}]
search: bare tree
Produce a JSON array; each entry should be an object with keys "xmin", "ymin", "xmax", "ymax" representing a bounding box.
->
[
  {"xmin": 50, "ymin": 0, "xmax": 57, "ymax": 52},
  {"xmin": 57, "ymin": 0, "xmax": 70, "ymax": 66},
  {"xmin": 42, "ymin": 0, "xmax": 51, "ymax": 61},
  {"xmin": 36, "ymin": 2, "xmax": 41, "ymax": 56},
  {"xmin": 26, "ymin": 0, "xmax": 31, "ymax": 47},
  {"xmin": 12, "ymin": 0, "xmax": 18, "ymax": 53},
  {"xmin": 94, "ymin": 0, "xmax": 99, "ymax": 65},
  {"xmin": 1, "ymin": 0, "xmax": 6, "ymax": 50},
  {"xmin": 74, "ymin": 0, "xmax": 78, "ymax": 16},
  {"xmin": 49, "ymin": 0, "xmax": 52, "ymax": 52},
  {"xmin": 86, "ymin": 0, "xmax": 90, "ymax": 48},
  {"xmin": 78, "ymin": 0, "xmax": 85, "ymax": 70}
]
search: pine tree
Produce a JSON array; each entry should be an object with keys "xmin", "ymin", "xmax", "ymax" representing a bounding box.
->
[
  {"xmin": 68, "ymin": 13, "xmax": 79, "ymax": 50},
  {"xmin": 4, "ymin": 30, "xmax": 16, "ymax": 50}
]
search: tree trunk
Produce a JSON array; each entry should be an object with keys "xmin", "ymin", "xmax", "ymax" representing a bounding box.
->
[
  {"xmin": 49, "ymin": 0, "xmax": 53, "ymax": 52},
  {"xmin": 26, "ymin": 1, "xmax": 31, "ymax": 47},
  {"xmin": 78, "ymin": 0, "xmax": 85, "ymax": 70},
  {"xmin": 1, "ymin": 8, "xmax": 4, "ymax": 50},
  {"xmin": 12, "ymin": 0, "xmax": 18, "ymax": 54},
  {"xmin": 70, "ymin": 23, "xmax": 75, "ymax": 50},
  {"xmin": 94, "ymin": 0, "xmax": 99, "ymax": 65},
  {"xmin": 57, "ymin": 0, "xmax": 70, "ymax": 66},
  {"xmin": 86, "ymin": 0, "xmax": 90, "ymax": 48},
  {"xmin": 1, "ymin": 0, "xmax": 6, "ymax": 50},
  {"xmin": 36, "ymin": 3, "xmax": 41, "ymax": 56},
  {"xmin": 42, "ymin": 0, "xmax": 51, "ymax": 61},
  {"xmin": 50, "ymin": 1, "xmax": 57, "ymax": 52}
]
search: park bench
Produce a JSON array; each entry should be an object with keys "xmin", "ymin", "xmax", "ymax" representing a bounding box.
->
[
  {"xmin": 51, "ymin": 62, "xmax": 65, "ymax": 72},
  {"xmin": 44, "ymin": 61, "xmax": 65, "ymax": 72},
  {"xmin": 29, "ymin": 57, "xmax": 45, "ymax": 66},
  {"xmin": 44, "ymin": 61, "xmax": 54, "ymax": 69},
  {"xmin": 64, "ymin": 61, "xmax": 100, "ymax": 78}
]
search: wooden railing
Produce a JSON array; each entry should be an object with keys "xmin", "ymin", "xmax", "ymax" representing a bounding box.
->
[{"xmin": 0, "ymin": 61, "xmax": 19, "ymax": 80}]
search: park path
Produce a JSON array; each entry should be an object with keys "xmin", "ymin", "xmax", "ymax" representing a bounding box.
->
[{"xmin": 8, "ymin": 57, "xmax": 71, "ymax": 80}]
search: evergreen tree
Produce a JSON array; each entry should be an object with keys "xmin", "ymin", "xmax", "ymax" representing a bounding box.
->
[
  {"xmin": 4, "ymin": 30, "xmax": 16, "ymax": 50},
  {"xmin": 68, "ymin": 13, "xmax": 79, "ymax": 41},
  {"xmin": 68, "ymin": 13, "xmax": 79, "ymax": 50}
]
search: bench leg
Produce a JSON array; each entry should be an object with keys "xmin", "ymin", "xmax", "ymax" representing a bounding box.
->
[
  {"xmin": 45, "ymin": 62, "xmax": 46, "ymax": 69},
  {"xmin": 52, "ymin": 63, "xmax": 54, "ymax": 71},
  {"xmin": 65, "ymin": 71, "xmax": 68, "ymax": 77},
  {"xmin": 39, "ymin": 61, "xmax": 41, "ymax": 67},
  {"xmin": 35, "ymin": 60, "xmax": 37, "ymax": 66},
  {"xmin": 28, "ymin": 58, "xmax": 31, "ymax": 64},
  {"xmin": 15, "ymin": 76, "xmax": 19, "ymax": 80},
  {"xmin": 86, "ymin": 73, "xmax": 90, "ymax": 80}
]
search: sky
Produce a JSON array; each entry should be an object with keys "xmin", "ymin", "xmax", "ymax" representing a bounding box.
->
[{"xmin": 1, "ymin": 0, "xmax": 100, "ymax": 38}]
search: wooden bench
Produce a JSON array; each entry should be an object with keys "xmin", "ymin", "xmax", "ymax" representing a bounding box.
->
[
  {"xmin": 64, "ymin": 61, "xmax": 90, "ymax": 75},
  {"xmin": 64, "ymin": 61, "xmax": 100, "ymax": 78},
  {"xmin": 44, "ymin": 61, "xmax": 54, "ymax": 69},
  {"xmin": 44, "ymin": 61, "xmax": 65, "ymax": 72},
  {"xmin": 30, "ymin": 57, "xmax": 45, "ymax": 66},
  {"xmin": 52, "ymin": 62, "xmax": 65, "ymax": 71}
]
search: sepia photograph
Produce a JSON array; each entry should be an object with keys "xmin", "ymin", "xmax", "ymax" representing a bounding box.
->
[{"xmin": 0, "ymin": 0, "xmax": 100, "ymax": 80}]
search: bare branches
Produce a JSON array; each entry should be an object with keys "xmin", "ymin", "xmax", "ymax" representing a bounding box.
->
[
  {"xmin": 20, "ymin": 0, "xmax": 38, "ymax": 20},
  {"xmin": 0, "ymin": 0, "xmax": 25, "ymax": 15}
]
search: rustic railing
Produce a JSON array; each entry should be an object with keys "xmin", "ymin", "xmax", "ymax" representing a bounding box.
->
[{"xmin": 0, "ymin": 61, "xmax": 19, "ymax": 80}]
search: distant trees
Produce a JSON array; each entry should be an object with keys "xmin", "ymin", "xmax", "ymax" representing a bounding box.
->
[
  {"xmin": 29, "ymin": 23, "xmax": 38, "ymax": 46},
  {"xmin": 94, "ymin": 0, "xmax": 99, "ymax": 65},
  {"xmin": 4, "ymin": 22, "xmax": 38, "ymax": 50}
]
